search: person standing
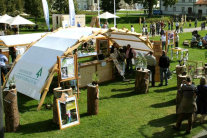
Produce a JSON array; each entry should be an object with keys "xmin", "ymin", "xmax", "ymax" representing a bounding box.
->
[
  {"xmin": 145, "ymin": 51, "xmax": 156, "ymax": 87},
  {"xmin": 175, "ymin": 33, "xmax": 179, "ymax": 48},
  {"xmin": 125, "ymin": 44, "xmax": 136, "ymax": 72},
  {"xmin": 161, "ymin": 33, "xmax": 166, "ymax": 50},
  {"xmin": 131, "ymin": 25, "xmax": 135, "ymax": 32},
  {"xmin": 158, "ymin": 50, "xmax": 170, "ymax": 86},
  {"xmin": 173, "ymin": 76, "xmax": 196, "ymax": 134},
  {"xmin": 194, "ymin": 77, "xmax": 207, "ymax": 123},
  {"xmin": 175, "ymin": 21, "xmax": 179, "ymax": 33},
  {"xmin": 0, "ymin": 49, "xmax": 8, "ymax": 84},
  {"xmin": 9, "ymin": 47, "xmax": 16, "ymax": 63},
  {"xmin": 195, "ymin": 18, "xmax": 198, "ymax": 28},
  {"xmin": 168, "ymin": 20, "xmax": 171, "ymax": 30}
]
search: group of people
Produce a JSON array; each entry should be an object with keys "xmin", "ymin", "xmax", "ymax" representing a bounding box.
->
[
  {"xmin": 173, "ymin": 77, "xmax": 207, "ymax": 134},
  {"xmin": 145, "ymin": 50, "xmax": 170, "ymax": 87}
]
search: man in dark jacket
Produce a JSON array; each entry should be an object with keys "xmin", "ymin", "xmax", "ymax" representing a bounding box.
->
[
  {"xmin": 158, "ymin": 50, "xmax": 170, "ymax": 86},
  {"xmin": 125, "ymin": 44, "xmax": 136, "ymax": 72},
  {"xmin": 173, "ymin": 76, "xmax": 196, "ymax": 134}
]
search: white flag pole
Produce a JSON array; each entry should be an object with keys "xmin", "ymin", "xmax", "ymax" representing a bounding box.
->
[
  {"xmin": 114, "ymin": 0, "xmax": 116, "ymax": 27},
  {"xmin": 98, "ymin": 0, "xmax": 100, "ymax": 26},
  {"xmin": 69, "ymin": 0, "xmax": 76, "ymax": 26},
  {"xmin": 42, "ymin": 0, "xmax": 50, "ymax": 31}
]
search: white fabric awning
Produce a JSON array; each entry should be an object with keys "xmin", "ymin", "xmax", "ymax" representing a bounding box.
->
[
  {"xmin": 98, "ymin": 12, "xmax": 120, "ymax": 19},
  {"xmin": 0, "ymin": 33, "xmax": 46, "ymax": 47},
  {"xmin": 5, "ymin": 15, "xmax": 35, "ymax": 25},
  {"xmin": 0, "ymin": 14, "xmax": 13, "ymax": 23}
]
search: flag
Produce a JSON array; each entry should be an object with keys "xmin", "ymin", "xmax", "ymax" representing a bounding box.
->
[
  {"xmin": 42, "ymin": 0, "xmax": 50, "ymax": 31},
  {"xmin": 69, "ymin": 0, "xmax": 76, "ymax": 26}
]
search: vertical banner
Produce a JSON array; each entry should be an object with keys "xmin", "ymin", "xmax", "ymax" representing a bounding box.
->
[
  {"xmin": 42, "ymin": 0, "xmax": 50, "ymax": 31},
  {"xmin": 69, "ymin": 0, "xmax": 76, "ymax": 26},
  {"xmin": 114, "ymin": 0, "xmax": 116, "ymax": 27}
]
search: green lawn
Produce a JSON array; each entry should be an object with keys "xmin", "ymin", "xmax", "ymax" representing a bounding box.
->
[{"xmin": 4, "ymin": 26, "xmax": 207, "ymax": 137}]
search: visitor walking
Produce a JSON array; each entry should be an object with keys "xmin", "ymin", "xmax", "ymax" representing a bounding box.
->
[
  {"xmin": 145, "ymin": 51, "xmax": 156, "ymax": 87},
  {"xmin": 175, "ymin": 21, "xmax": 179, "ymax": 33},
  {"xmin": 0, "ymin": 49, "xmax": 8, "ymax": 84},
  {"xmin": 175, "ymin": 33, "xmax": 179, "ymax": 47},
  {"xmin": 131, "ymin": 25, "xmax": 135, "ymax": 32},
  {"xmin": 195, "ymin": 18, "xmax": 198, "ymax": 28},
  {"xmin": 161, "ymin": 33, "xmax": 166, "ymax": 50},
  {"xmin": 173, "ymin": 76, "xmax": 196, "ymax": 134},
  {"xmin": 194, "ymin": 77, "xmax": 207, "ymax": 124},
  {"xmin": 158, "ymin": 50, "xmax": 170, "ymax": 86},
  {"xmin": 125, "ymin": 44, "xmax": 136, "ymax": 72}
]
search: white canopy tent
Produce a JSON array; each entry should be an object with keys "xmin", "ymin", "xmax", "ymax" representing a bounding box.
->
[
  {"xmin": 5, "ymin": 15, "xmax": 35, "ymax": 26},
  {"xmin": 0, "ymin": 14, "xmax": 13, "ymax": 30},
  {"xmin": 98, "ymin": 12, "xmax": 120, "ymax": 19},
  {"xmin": 5, "ymin": 27, "xmax": 152, "ymax": 110}
]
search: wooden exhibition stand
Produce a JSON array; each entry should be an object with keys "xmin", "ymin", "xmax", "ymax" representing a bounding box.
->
[{"xmin": 79, "ymin": 58, "xmax": 113, "ymax": 87}]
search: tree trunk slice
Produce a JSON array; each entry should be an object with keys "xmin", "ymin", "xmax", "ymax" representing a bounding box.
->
[
  {"xmin": 3, "ymin": 89, "xmax": 19, "ymax": 132},
  {"xmin": 177, "ymin": 75, "xmax": 187, "ymax": 90},
  {"xmin": 135, "ymin": 69, "xmax": 150, "ymax": 94},
  {"xmin": 176, "ymin": 65, "xmax": 186, "ymax": 77},
  {"xmin": 87, "ymin": 84, "xmax": 99, "ymax": 115}
]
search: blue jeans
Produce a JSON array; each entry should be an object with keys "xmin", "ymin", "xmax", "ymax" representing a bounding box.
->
[{"xmin": 160, "ymin": 67, "xmax": 168, "ymax": 85}]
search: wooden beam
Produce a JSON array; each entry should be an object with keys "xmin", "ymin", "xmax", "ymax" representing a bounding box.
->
[
  {"xmin": 109, "ymin": 37, "xmax": 142, "ymax": 43},
  {"xmin": 37, "ymin": 64, "xmax": 58, "ymax": 110}
]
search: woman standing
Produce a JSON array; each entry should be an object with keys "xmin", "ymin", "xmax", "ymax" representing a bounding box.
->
[{"xmin": 195, "ymin": 77, "xmax": 207, "ymax": 123}]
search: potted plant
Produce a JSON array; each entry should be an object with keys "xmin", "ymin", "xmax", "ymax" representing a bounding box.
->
[
  {"xmin": 8, "ymin": 76, "xmax": 16, "ymax": 89},
  {"xmin": 92, "ymin": 72, "xmax": 99, "ymax": 86}
]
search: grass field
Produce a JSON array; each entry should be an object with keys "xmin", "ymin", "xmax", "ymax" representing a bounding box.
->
[{"xmin": 4, "ymin": 14, "xmax": 207, "ymax": 138}]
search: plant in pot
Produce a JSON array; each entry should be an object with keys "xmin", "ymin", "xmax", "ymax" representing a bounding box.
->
[
  {"xmin": 8, "ymin": 76, "xmax": 16, "ymax": 89},
  {"xmin": 92, "ymin": 72, "xmax": 99, "ymax": 86}
]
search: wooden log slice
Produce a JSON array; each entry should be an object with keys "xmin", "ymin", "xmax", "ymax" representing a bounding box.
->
[
  {"xmin": 135, "ymin": 69, "xmax": 150, "ymax": 94},
  {"xmin": 87, "ymin": 84, "xmax": 99, "ymax": 115}
]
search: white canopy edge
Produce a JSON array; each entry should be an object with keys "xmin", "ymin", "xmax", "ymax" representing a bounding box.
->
[{"xmin": 0, "ymin": 33, "xmax": 46, "ymax": 47}]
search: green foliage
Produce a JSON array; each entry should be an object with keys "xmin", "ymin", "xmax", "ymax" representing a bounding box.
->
[
  {"xmin": 162, "ymin": 0, "xmax": 178, "ymax": 7},
  {"xmin": 52, "ymin": 0, "xmax": 79, "ymax": 14},
  {"xmin": 92, "ymin": 72, "xmax": 99, "ymax": 83},
  {"xmin": 0, "ymin": 0, "xmax": 6, "ymax": 15},
  {"xmin": 146, "ymin": 16, "xmax": 172, "ymax": 23},
  {"xmin": 100, "ymin": 0, "xmax": 121, "ymax": 13}
]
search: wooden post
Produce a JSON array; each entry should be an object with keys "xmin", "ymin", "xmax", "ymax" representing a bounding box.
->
[
  {"xmin": 3, "ymin": 88, "xmax": 19, "ymax": 132},
  {"xmin": 87, "ymin": 84, "xmax": 99, "ymax": 115},
  {"xmin": 0, "ymin": 69, "xmax": 4, "ymax": 137},
  {"xmin": 135, "ymin": 69, "xmax": 150, "ymax": 94},
  {"xmin": 177, "ymin": 75, "xmax": 187, "ymax": 90},
  {"xmin": 53, "ymin": 87, "xmax": 73, "ymax": 124},
  {"xmin": 176, "ymin": 65, "xmax": 186, "ymax": 77}
]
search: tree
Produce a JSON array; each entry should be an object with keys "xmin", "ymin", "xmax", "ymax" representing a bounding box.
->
[
  {"xmin": 100, "ymin": 0, "xmax": 121, "ymax": 13},
  {"xmin": 24, "ymin": 0, "xmax": 43, "ymax": 23},
  {"xmin": 52, "ymin": 0, "xmax": 79, "ymax": 14},
  {"xmin": 16, "ymin": 0, "xmax": 24, "ymax": 13},
  {"xmin": 124, "ymin": 0, "xmax": 177, "ymax": 17},
  {"xmin": 0, "ymin": 0, "xmax": 6, "ymax": 15}
]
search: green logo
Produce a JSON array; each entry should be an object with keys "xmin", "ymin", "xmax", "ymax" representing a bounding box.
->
[{"xmin": 36, "ymin": 67, "xmax": 43, "ymax": 78}]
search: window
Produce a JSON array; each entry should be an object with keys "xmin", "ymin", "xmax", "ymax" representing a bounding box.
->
[
  {"xmin": 173, "ymin": 7, "xmax": 176, "ymax": 12},
  {"xmin": 182, "ymin": 7, "xmax": 185, "ymax": 13},
  {"xmin": 165, "ymin": 6, "xmax": 168, "ymax": 11},
  {"xmin": 189, "ymin": 0, "xmax": 192, "ymax": 2},
  {"xmin": 182, "ymin": 0, "xmax": 185, "ymax": 2},
  {"xmin": 94, "ymin": 0, "xmax": 97, "ymax": 3},
  {"xmin": 84, "ymin": 5, "xmax": 87, "ymax": 9}
]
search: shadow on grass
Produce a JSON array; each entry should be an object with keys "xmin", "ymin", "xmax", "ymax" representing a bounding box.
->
[
  {"xmin": 147, "ymin": 114, "xmax": 186, "ymax": 137},
  {"xmin": 16, "ymin": 119, "xmax": 58, "ymax": 134},
  {"xmin": 154, "ymin": 86, "xmax": 177, "ymax": 93},
  {"xmin": 151, "ymin": 99, "xmax": 175, "ymax": 108},
  {"xmin": 111, "ymin": 87, "xmax": 134, "ymax": 92}
]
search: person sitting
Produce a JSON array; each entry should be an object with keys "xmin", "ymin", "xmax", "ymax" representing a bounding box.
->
[
  {"xmin": 0, "ymin": 49, "xmax": 8, "ymax": 84},
  {"xmin": 198, "ymin": 39, "xmax": 203, "ymax": 49},
  {"xmin": 202, "ymin": 34, "xmax": 207, "ymax": 48},
  {"xmin": 191, "ymin": 35, "xmax": 198, "ymax": 47},
  {"xmin": 194, "ymin": 77, "xmax": 207, "ymax": 124}
]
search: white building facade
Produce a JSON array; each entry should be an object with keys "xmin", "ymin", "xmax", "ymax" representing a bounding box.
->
[{"xmin": 160, "ymin": 0, "xmax": 207, "ymax": 16}]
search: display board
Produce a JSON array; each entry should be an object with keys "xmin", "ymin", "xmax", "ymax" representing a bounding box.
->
[
  {"xmin": 58, "ymin": 55, "xmax": 76, "ymax": 82},
  {"xmin": 97, "ymin": 39, "xmax": 109, "ymax": 58},
  {"xmin": 57, "ymin": 95, "xmax": 80, "ymax": 129}
]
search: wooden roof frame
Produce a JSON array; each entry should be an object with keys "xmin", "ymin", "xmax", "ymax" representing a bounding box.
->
[{"xmin": 3, "ymin": 27, "xmax": 153, "ymax": 111}]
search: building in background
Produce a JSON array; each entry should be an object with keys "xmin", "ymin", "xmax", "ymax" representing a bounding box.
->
[{"xmin": 160, "ymin": 0, "xmax": 207, "ymax": 16}]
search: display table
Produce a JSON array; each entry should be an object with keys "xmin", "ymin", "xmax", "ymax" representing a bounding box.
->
[
  {"xmin": 135, "ymin": 69, "xmax": 150, "ymax": 94},
  {"xmin": 79, "ymin": 58, "xmax": 113, "ymax": 87},
  {"xmin": 171, "ymin": 48, "xmax": 188, "ymax": 60}
]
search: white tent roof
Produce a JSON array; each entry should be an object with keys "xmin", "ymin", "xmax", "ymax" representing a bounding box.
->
[
  {"xmin": 0, "ymin": 14, "xmax": 13, "ymax": 23},
  {"xmin": 7, "ymin": 27, "xmax": 102, "ymax": 100},
  {"xmin": 98, "ymin": 12, "xmax": 120, "ymax": 19},
  {"xmin": 5, "ymin": 15, "xmax": 35, "ymax": 25},
  {"xmin": 0, "ymin": 33, "xmax": 46, "ymax": 47}
]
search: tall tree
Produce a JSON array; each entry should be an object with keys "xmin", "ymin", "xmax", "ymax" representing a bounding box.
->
[
  {"xmin": 124, "ymin": 0, "xmax": 177, "ymax": 17},
  {"xmin": 16, "ymin": 0, "xmax": 24, "ymax": 13},
  {"xmin": 52, "ymin": 0, "xmax": 79, "ymax": 14},
  {"xmin": 24, "ymin": 0, "xmax": 42, "ymax": 23},
  {"xmin": 0, "ymin": 0, "xmax": 6, "ymax": 15},
  {"xmin": 100, "ymin": 0, "xmax": 121, "ymax": 13}
]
